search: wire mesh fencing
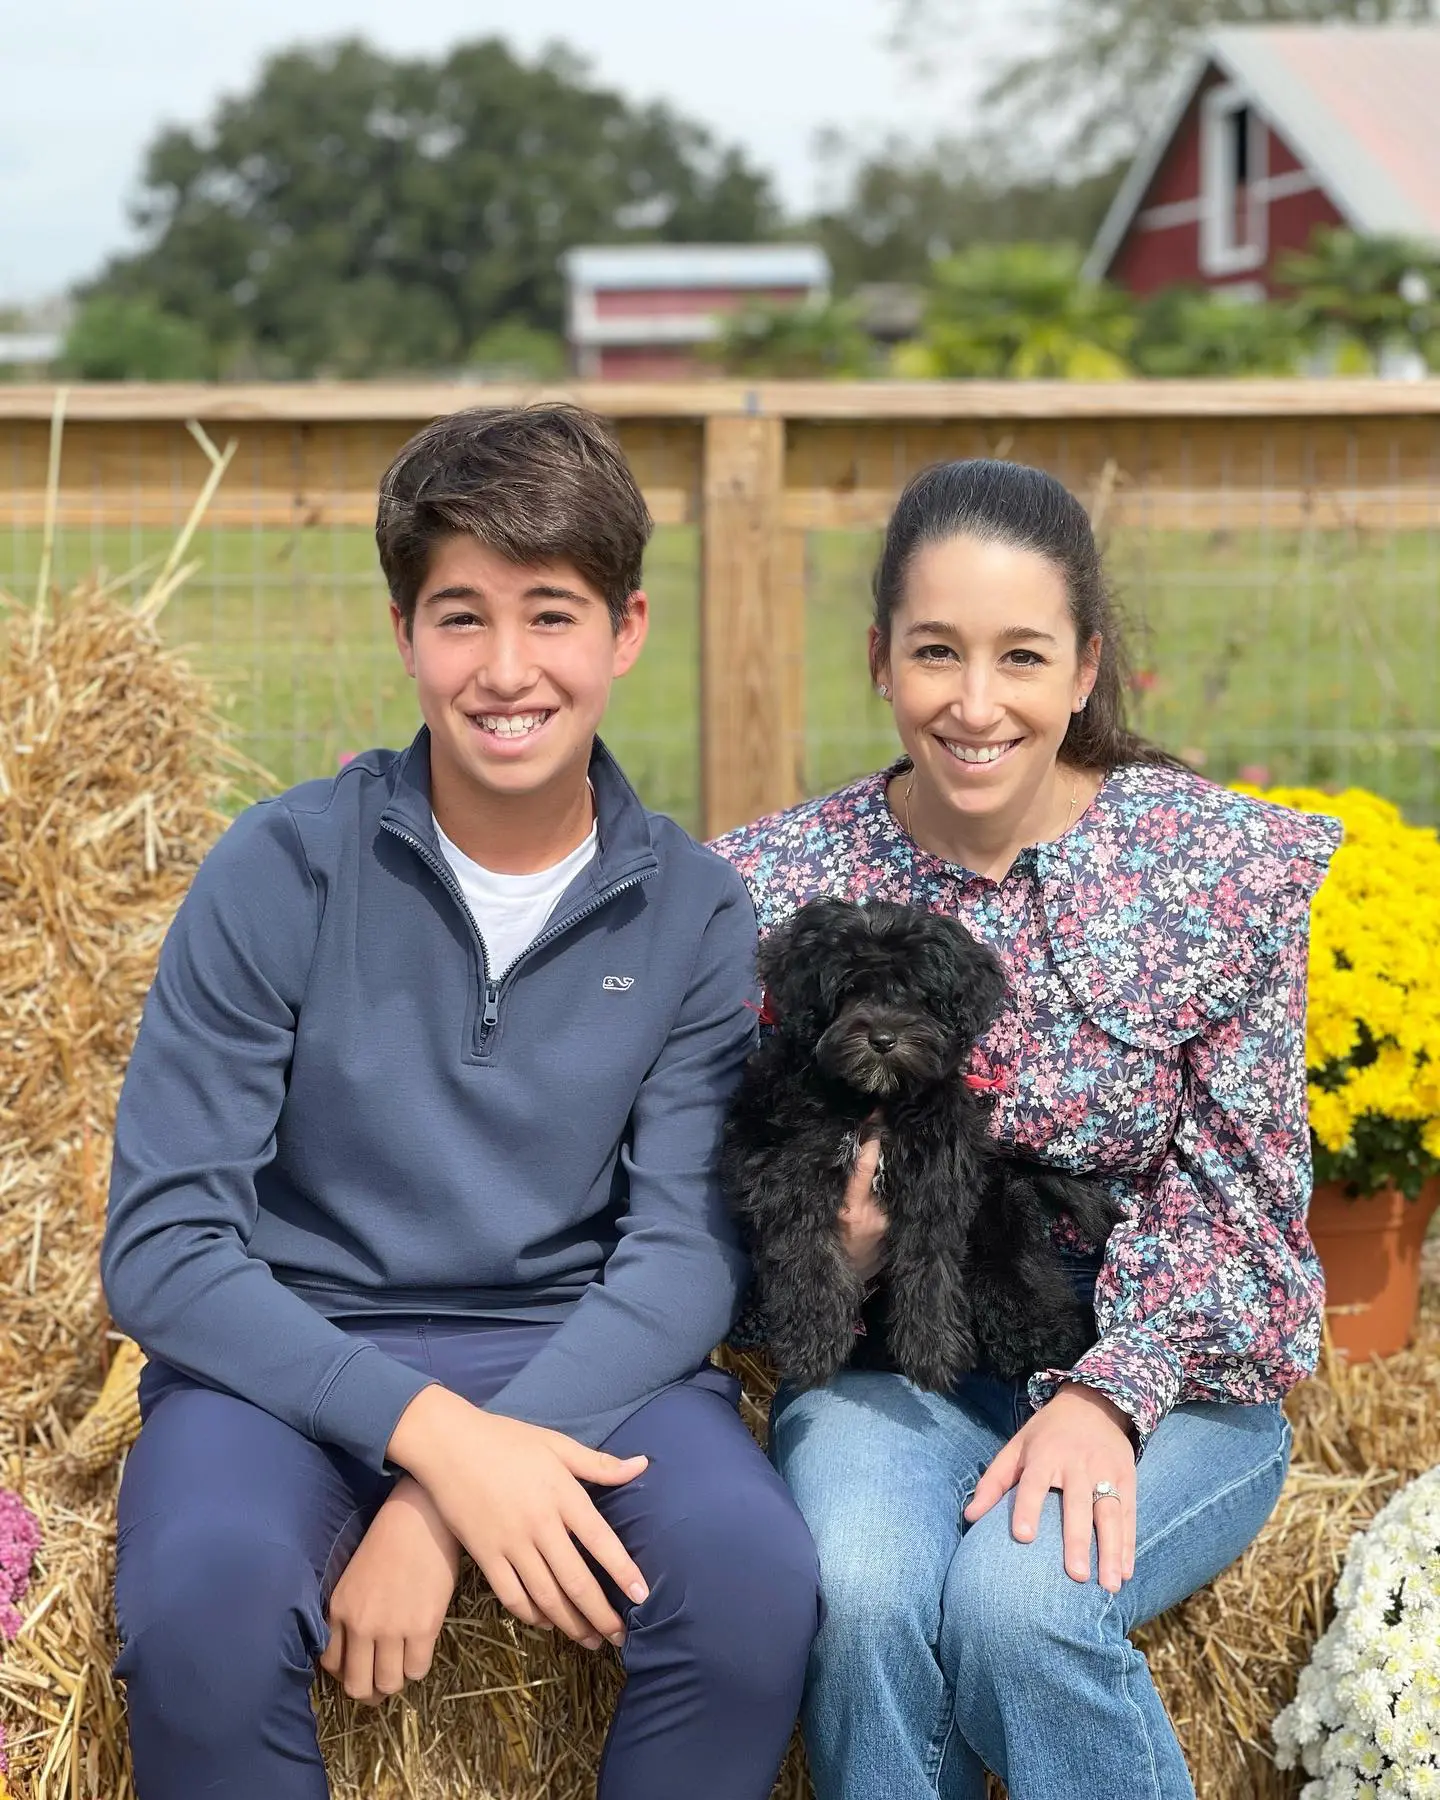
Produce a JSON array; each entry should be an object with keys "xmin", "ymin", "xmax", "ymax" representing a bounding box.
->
[
  {"xmin": 3, "ymin": 394, "xmax": 1438, "ymax": 831},
  {"xmin": 795, "ymin": 413, "xmax": 1440, "ymax": 823},
  {"xmin": 1, "ymin": 413, "xmax": 703, "ymax": 826}
]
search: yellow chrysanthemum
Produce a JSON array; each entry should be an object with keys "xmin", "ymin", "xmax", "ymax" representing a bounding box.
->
[
  {"xmin": 1236, "ymin": 784, "xmax": 1440, "ymax": 1182},
  {"xmin": 1308, "ymin": 1088, "xmax": 1355, "ymax": 1155}
]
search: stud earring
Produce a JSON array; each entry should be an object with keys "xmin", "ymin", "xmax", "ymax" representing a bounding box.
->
[
  {"xmin": 1076, "ymin": 694, "xmax": 1089, "ymax": 712},
  {"xmin": 877, "ymin": 684, "xmax": 890, "ymax": 700}
]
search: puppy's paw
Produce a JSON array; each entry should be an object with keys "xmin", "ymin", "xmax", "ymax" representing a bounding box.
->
[
  {"xmin": 885, "ymin": 1311, "xmax": 975, "ymax": 1394},
  {"xmin": 763, "ymin": 1280, "xmax": 864, "ymax": 1389}
]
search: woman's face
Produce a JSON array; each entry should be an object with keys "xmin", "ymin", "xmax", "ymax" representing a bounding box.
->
[{"xmin": 872, "ymin": 533, "xmax": 1099, "ymax": 827}]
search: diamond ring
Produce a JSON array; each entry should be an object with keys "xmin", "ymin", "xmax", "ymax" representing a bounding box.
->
[{"xmin": 1092, "ymin": 1481, "xmax": 1122, "ymax": 1505}]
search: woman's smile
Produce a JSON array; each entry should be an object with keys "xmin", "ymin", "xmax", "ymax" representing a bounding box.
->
[{"xmin": 936, "ymin": 733, "xmax": 1024, "ymax": 769}]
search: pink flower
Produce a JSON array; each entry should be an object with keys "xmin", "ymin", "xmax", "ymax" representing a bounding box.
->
[{"xmin": 0, "ymin": 1487, "xmax": 42, "ymax": 1641}]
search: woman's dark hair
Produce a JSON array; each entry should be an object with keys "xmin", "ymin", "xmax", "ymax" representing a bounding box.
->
[
  {"xmin": 376, "ymin": 402, "xmax": 652, "ymax": 632},
  {"xmin": 871, "ymin": 459, "xmax": 1180, "ymax": 773}
]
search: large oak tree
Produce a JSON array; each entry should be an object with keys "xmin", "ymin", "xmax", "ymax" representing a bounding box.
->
[{"xmin": 85, "ymin": 37, "xmax": 778, "ymax": 376}]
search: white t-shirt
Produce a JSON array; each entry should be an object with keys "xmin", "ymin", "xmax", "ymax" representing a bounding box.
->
[{"xmin": 432, "ymin": 814, "xmax": 599, "ymax": 979}]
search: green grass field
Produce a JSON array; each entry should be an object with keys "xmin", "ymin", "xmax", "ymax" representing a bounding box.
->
[{"xmin": 4, "ymin": 522, "xmax": 1438, "ymax": 828}]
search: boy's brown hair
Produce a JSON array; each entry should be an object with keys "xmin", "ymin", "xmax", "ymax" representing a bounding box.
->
[{"xmin": 376, "ymin": 403, "xmax": 653, "ymax": 631}]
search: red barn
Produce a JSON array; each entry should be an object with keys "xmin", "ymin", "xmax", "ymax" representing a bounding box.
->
[
  {"xmin": 561, "ymin": 244, "xmax": 829, "ymax": 380},
  {"xmin": 1085, "ymin": 24, "xmax": 1440, "ymax": 298}
]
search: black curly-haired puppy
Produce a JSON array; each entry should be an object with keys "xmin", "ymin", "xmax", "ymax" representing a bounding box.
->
[{"xmin": 721, "ymin": 898, "xmax": 1123, "ymax": 1392}]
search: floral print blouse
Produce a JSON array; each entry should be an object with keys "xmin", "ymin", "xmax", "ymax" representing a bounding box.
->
[{"xmin": 710, "ymin": 759, "xmax": 1343, "ymax": 1452}]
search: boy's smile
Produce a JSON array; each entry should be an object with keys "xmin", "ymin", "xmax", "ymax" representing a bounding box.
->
[{"xmin": 392, "ymin": 534, "xmax": 648, "ymax": 862}]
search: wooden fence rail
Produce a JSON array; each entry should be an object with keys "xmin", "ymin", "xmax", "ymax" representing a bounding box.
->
[{"xmin": 4, "ymin": 379, "xmax": 1440, "ymax": 835}]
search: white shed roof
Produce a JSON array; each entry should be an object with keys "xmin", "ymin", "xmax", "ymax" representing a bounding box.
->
[
  {"xmin": 562, "ymin": 243, "xmax": 829, "ymax": 290},
  {"xmin": 0, "ymin": 332, "xmax": 61, "ymax": 364}
]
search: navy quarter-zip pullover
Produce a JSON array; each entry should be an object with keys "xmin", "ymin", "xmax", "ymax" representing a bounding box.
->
[{"xmin": 102, "ymin": 730, "xmax": 758, "ymax": 1471}]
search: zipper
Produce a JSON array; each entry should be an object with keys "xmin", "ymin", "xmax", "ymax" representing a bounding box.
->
[
  {"xmin": 381, "ymin": 817, "xmax": 655, "ymax": 1047},
  {"xmin": 382, "ymin": 821, "xmax": 496, "ymax": 989},
  {"xmin": 505, "ymin": 871, "xmax": 650, "ymax": 968}
]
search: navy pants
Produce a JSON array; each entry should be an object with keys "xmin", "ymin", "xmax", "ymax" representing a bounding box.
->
[{"xmin": 114, "ymin": 1319, "xmax": 821, "ymax": 1800}]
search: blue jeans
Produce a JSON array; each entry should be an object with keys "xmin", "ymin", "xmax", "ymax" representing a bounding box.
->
[
  {"xmin": 772, "ymin": 1369, "xmax": 1291, "ymax": 1800},
  {"xmin": 114, "ymin": 1319, "xmax": 821, "ymax": 1800}
]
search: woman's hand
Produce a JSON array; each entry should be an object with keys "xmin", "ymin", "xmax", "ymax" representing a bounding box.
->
[
  {"xmin": 838, "ymin": 1135, "xmax": 887, "ymax": 1279},
  {"xmin": 320, "ymin": 1476, "xmax": 461, "ymax": 1704},
  {"xmin": 963, "ymin": 1381, "xmax": 1137, "ymax": 1592}
]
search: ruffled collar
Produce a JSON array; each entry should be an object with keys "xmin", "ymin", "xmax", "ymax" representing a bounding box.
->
[{"xmin": 784, "ymin": 759, "xmax": 1340, "ymax": 1050}]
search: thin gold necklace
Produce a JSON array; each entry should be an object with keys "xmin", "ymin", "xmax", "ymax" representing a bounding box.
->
[{"xmin": 902, "ymin": 766, "xmax": 1080, "ymax": 850}]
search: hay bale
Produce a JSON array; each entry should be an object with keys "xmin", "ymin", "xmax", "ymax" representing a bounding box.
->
[
  {"xmin": 2, "ymin": 569, "xmax": 1437, "ymax": 1799},
  {"xmin": 0, "ymin": 572, "xmax": 248, "ymax": 1800},
  {"xmin": 1134, "ymin": 1263, "xmax": 1440, "ymax": 1800},
  {"xmin": 314, "ymin": 1290, "xmax": 1440, "ymax": 1800}
]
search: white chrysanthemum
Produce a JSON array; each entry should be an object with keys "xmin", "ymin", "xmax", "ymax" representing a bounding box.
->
[
  {"xmin": 1395, "ymin": 1717, "xmax": 1440, "ymax": 1761},
  {"xmin": 1371, "ymin": 1552, "xmax": 1406, "ymax": 1591},
  {"xmin": 1349, "ymin": 1581, "xmax": 1392, "ymax": 1626},
  {"xmin": 1322, "ymin": 1731, "xmax": 1365, "ymax": 1775},
  {"xmin": 1329, "ymin": 1635, "xmax": 1366, "ymax": 1676},
  {"xmin": 1406, "ymin": 1717, "xmax": 1440, "ymax": 1759},
  {"xmin": 1379, "ymin": 1623, "xmax": 1415, "ymax": 1662},
  {"xmin": 1277, "ymin": 1700, "xmax": 1312, "ymax": 1764},
  {"xmin": 1353, "ymin": 1669, "xmax": 1396, "ymax": 1727},
  {"xmin": 1305, "ymin": 1740, "xmax": 1333, "ymax": 1778},
  {"xmin": 1273, "ymin": 1469, "xmax": 1440, "ymax": 1790}
]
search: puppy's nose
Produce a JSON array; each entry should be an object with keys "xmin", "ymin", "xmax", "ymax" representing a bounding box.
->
[{"xmin": 868, "ymin": 1028, "xmax": 897, "ymax": 1054}]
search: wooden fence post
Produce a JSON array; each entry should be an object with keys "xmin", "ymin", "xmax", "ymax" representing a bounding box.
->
[{"xmin": 700, "ymin": 411, "xmax": 806, "ymax": 839}]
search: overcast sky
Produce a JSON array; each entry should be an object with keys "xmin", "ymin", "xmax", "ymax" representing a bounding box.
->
[{"xmin": 0, "ymin": 0, "xmax": 1022, "ymax": 307}]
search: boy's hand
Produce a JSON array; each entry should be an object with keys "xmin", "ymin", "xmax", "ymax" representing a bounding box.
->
[
  {"xmin": 320, "ymin": 1476, "xmax": 461, "ymax": 1704},
  {"xmin": 386, "ymin": 1387, "xmax": 650, "ymax": 1650}
]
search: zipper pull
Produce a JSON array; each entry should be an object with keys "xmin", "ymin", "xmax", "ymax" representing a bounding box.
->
[{"xmin": 482, "ymin": 981, "xmax": 500, "ymax": 1032}]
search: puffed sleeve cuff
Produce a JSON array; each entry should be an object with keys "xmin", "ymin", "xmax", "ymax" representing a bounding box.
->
[{"xmin": 1028, "ymin": 1323, "xmax": 1185, "ymax": 1458}]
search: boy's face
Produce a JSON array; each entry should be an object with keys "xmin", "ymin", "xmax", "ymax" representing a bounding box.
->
[{"xmin": 392, "ymin": 534, "xmax": 648, "ymax": 806}]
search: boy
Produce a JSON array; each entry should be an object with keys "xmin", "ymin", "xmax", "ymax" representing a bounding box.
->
[{"xmin": 103, "ymin": 404, "xmax": 820, "ymax": 1800}]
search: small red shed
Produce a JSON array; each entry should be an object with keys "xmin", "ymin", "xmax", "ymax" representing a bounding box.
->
[
  {"xmin": 1084, "ymin": 24, "xmax": 1440, "ymax": 298},
  {"xmin": 561, "ymin": 244, "xmax": 830, "ymax": 380}
]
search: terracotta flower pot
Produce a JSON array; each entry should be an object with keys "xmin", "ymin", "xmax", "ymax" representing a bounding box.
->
[{"xmin": 1307, "ymin": 1177, "xmax": 1440, "ymax": 1360}]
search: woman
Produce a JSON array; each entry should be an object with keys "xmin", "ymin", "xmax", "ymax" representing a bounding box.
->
[{"xmin": 711, "ymin": 459, "xmax": 1340, "ymax": 1800}]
